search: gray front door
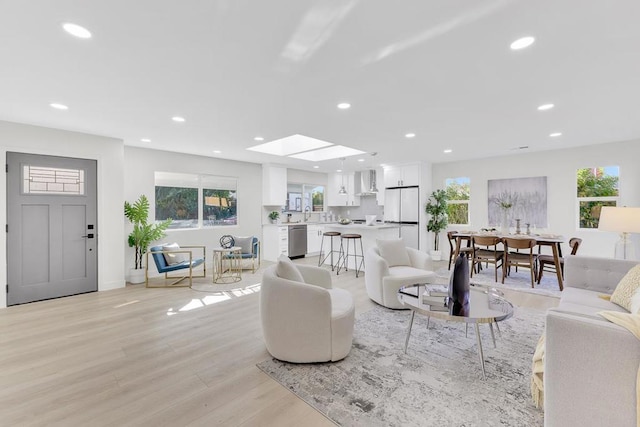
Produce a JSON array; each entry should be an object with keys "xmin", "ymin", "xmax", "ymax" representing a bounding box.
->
[{"xmin": 6, "ymin": 152, "xmax": 97, "ymax": 305}]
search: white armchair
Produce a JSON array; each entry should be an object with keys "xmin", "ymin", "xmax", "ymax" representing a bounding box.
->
[
  {"xmin": 364, "ymin": 241, "xmax": 437, "ymax": 309},
  {"xmin": 260, "ymin": 258, "xmax": 355, "ymax": 363}
]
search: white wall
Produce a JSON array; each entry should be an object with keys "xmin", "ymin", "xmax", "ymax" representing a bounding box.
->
[
  {"xmin": 0, "ymin": 120, "xmax": 125, "ymax": 308},
  {"xmin": 432, "ymin": 139, "xmax": 640, "ymax": 258},
  {"xmin": 123, "ymin": 147, "xmax": 263, "ymax": 274}
]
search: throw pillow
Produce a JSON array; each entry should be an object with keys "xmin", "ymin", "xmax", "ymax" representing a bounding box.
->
[
  {"xmin": 233, "ymin": 236, "xmax": 254, "ymax": 254},
  {"xmin": 275, "ymin": 254, "xmax": 304, "ymax": 283},
  {"xmin": 630, "ymin": 287, "xmax": 640, "ymax": 315},
  {"xmin": 163, "ymin": 242, "xmax": 188, "ymax": 265},
  {"xmin": 376, "ymin": 238, "xmax": 410, "ymax": 267},
  {"xmin": 610, "ymin": 264, "xmax": 640, "ymax": 312}
]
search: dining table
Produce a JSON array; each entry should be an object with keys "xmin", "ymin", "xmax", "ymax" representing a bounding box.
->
[{"xmin": 452, "ymin": 232, "xmax": 566, "ymax": 290}]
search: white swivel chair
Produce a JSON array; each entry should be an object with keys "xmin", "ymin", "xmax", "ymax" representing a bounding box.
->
[
  {"xmin": 260, "ymin": 256, "xmax": 355, "ymax": 363},
  {"xmin": 364, "ymin": 239, "xmax": 437, "ymax": 309}
]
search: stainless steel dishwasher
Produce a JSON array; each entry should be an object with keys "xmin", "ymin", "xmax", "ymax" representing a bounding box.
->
[{"xmin": 288, "ymin": 224, "xmax": 307, "ymax": 259}]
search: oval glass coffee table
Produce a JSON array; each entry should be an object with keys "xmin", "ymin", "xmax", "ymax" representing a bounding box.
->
[{"xmin": 397, "ymin": 283, "xmax": 514, "ymax": 379}]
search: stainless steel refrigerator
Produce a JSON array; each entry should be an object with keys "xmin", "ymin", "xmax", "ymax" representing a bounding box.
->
[{"xmin": 384, "ymin": 186, "xmax": 420, "ymax": 249}]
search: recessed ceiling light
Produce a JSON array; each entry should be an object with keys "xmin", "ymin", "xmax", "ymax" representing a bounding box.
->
[
  {"xmin": 213, "ymin": 150, "xmax": 222, "ymax": 154},
  {"xmin": 444, "ymin": 149, "xmax": 452, "ymax": 154},
  {"xmin": 49, "ymin": 103, "xmax": 68, "ymax": 110},
  {"xmin": 254, "ymin": 136, "xmax": 264, "ymax": 141},
  {"xmin": 549, "ymin": 132, "xmax": 562, "ymax": 137},
  {"xmin": 313, "ymin": 165, "xmax": 319, "ymax": 169},
  {"xmin": 405, "ymin": 133, "xmax": 416, "ymax": 138},
  {"xmin": 336, "ymin": 169, "xmax": 342, "ymax": 173},
  {"xmin": 172, "ymin": 116, "xmax": 186, "ymax": 122},
  {"xmin": 62, "ymin": 23, "xmax": 92, "ymax": 39},
  {"xmin": 337, "ymin": 103, "xmax": 351, "ymax": 110},
  {"xmin": 141, "ymin": 138, "xmax": 151, "ymax": 142},
  {"xmin": 510, "ymin": 36, "xmax": 535, "ymax": 50},
  {"xmin": 537, "ymin": 104, "xmax": 554, "ymax": 111},
  {"xmin": 358, "ymin": 158, "xmax": 365, "ymax": 162}
]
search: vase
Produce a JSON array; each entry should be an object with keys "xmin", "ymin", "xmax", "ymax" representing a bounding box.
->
[
  {"xmin": 500, "ymin": 210, "xmax": 510, "ymax": 235},
  {"xmin": 448, "ymin": 254, "xmax": 470, "ymax": 316}
]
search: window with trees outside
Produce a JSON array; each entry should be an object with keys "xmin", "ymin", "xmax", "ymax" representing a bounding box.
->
[
  {"xmin": 576, "ymin": 166, "xmax": 619, "ymax": 229},
  {"xmin": 155, "ymin": 172, "xmax": 237, "ymax": 229},
  {"xmin": 445, "ymin": 177, "xmax": 470, "ymax": 225}
]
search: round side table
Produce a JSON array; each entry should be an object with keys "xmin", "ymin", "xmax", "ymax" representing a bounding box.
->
[{"xmin": 212, "ymin": 246, "xmax": 242, "ymax": 283}]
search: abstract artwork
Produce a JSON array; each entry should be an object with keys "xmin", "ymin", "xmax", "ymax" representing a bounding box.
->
[{"xmin": 487, "ymin": 176, "xmax": 547, "ymax": 228}]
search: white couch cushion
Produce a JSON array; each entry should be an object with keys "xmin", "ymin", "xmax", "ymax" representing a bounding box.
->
[
  {"xmin": 275, "ymin": 255, "xmax": 304, "ymax": 283},
  {"xmin": 560, "ymin": 287, "xmax": 626, "ymax": 311},
  {"xmin": 376, "ymin": 238, "xmax": 410, "ymax": 267}
]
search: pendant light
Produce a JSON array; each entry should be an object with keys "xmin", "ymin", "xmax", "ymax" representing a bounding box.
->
[
  {"xmin": 338, "ymin": 158, "xmax": 347, "ymax": 195},
  {"xmin": 368, "ymin": 152, "xmax": 379, "ymax": 193}
]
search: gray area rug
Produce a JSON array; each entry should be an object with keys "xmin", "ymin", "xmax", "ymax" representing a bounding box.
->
[{"xmin": 257, "ymin": 305, "xmax": 544, "ymax": 427}]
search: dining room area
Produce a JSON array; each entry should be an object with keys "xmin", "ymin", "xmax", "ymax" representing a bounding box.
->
[{"xmin": 447, "ymin": 229, "xmax": 581, "ymax": 292}]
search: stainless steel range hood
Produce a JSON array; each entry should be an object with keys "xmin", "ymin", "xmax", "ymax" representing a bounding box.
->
[{"xmin": 356, "ymin": 169, "xmax": 379, "ymax": 196}]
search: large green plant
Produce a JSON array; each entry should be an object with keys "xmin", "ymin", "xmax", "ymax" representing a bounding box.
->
[
  {"xmin": 425, "ymin": 189, "xmax": 449, "ymax": 251},
  {"xmin": 124, "ymin": 195, "xmax": 172, "ymax": 269}
]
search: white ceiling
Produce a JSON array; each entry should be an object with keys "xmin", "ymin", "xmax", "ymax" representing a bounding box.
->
[{"xmin": 1, "ymin": 0, "xmax": 639, "ymax": 173}]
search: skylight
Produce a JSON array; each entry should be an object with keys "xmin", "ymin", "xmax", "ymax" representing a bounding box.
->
[
  {"xmin": 289, "ymin": 145, "xmax": 366, "ymax": 161},
  {"xmin": 247, "ymin": 134, "xmax": 333, "ymax": 156}
]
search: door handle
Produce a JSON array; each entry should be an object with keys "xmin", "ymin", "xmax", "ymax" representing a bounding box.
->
[{"xmin": 81, "ymin": 234, "xmax": 95, "ymax": 239}]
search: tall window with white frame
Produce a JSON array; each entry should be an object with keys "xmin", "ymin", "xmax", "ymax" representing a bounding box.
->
[
  {"xmin": 445, "ymin": 177, "xmax": 470, "ymax": 225},
  {"xmin": 154, "ymin": 171, "xmax": 238, "ymax": 229},
  {"xmin": 576, "ymin": 166, "xmax": 619, "ymax": 229}
]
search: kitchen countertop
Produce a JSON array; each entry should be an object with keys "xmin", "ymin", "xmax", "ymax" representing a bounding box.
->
[
  {"xmin": 262, "ymin": 222, "xmax": 400, "ymax": 229},
  {"xmin": 324, "ymin": 223, "xmax": 400, "ymax": 230}
]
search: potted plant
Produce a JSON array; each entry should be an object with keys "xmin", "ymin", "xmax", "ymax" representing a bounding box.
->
[
  {"xmin": 268, "ymin": 210, "xmax": 280, "ymax": 224},
  {"xmin": 124, "ymin": 195, "xmax": 172, "ymax": 284},
  {"xmin": 425, "ymin": 189, "xmax": 449, "ymax": 261}
]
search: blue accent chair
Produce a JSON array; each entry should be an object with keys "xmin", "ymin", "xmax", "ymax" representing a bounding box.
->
[{"xmin": 146, "ymin": 245, "xmax": 206, "ymax": 287}]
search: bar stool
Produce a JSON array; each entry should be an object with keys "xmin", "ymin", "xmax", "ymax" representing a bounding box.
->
[
  {"xmin": 318, "ymin": 231, "xmax": 342, "ymax": 271},
  {"xmin": 336, "ymin": 234, "xmax": 365, "ymax": 278}
]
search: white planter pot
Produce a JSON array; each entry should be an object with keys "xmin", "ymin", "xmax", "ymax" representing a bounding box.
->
[
  {"xmin": 128, "ymin": 268, "xmax": 145, "ymax": 284},
  {"xmin": 430, "ymin": 250, "xmax": 442, "ymax": 261}
]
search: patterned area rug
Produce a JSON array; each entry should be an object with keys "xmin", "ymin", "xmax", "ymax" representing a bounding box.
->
[{"xmin": 257, "ymin": 305, "xmax": 544, "ymax": 427}]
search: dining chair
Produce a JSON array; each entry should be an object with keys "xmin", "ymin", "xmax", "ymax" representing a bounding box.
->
[
  {"xmin": 470, "ymin": 235, "xmax": 504, "ymax": 283},
  {"xmin": 537, "ymin": 237, "xmax": 582, "ymax": 286},
  {"xmin": 447, "ymin": 230, "xmax": 473, "ymax": 270},
  {"xmin": 502, "ymin": 237, "xmax": 537, "ymax": 288}
]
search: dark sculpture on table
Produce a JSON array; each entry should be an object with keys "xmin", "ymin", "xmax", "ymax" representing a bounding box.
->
[{"xmin": 449, "ymin": 253, "xmax": 470, "ymax": 316}]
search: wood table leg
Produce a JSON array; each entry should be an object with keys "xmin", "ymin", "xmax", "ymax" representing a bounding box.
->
[{"xmin": 552, "ymin": 243, "xmax": 563, "ymax": 291}]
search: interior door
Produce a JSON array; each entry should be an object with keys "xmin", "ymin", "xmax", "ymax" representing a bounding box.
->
[{"xmin": 6, "ymin": 152, "xmax": 97, "ymax": 305}]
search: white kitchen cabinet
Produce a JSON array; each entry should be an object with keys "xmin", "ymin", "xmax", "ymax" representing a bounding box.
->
[
  {"xmin": 263, "ymin": 225, "xmax": 289, "ymax": 261},
  {"xmin": 306, "ymin": 224, "xmax": 325, "ymax": 254},
  {"xmin": 262, "ymin": 164, "xmax": 287, "ymax": 206},
  {"xmin": 327, "ymin": 172, "xmax": 360, "ymax": 206},
  {"xmin": 383, "ymin": 164, "xmax": 420, "ymax": 187}
]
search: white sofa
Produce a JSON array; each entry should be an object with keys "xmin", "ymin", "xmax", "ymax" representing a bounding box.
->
[
  {"xmin": 545, "ymin": 255, "xmax": 640, "ymax": 427},
  {"xmin": 260, "ymin": 262, "xmax": 355, "ymax": 363},
  {"xmin": 364, "ymin": 246, "xmax": 436, "ymax": 309}
]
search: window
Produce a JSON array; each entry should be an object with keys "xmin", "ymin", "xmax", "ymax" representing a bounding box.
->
[
  {"xmin": 155, "ymin": 172, "xmax": 237, "ymax": 229},
  {"xmin": 445, "ymin": 177, "xmax": 470, "ymax": 225},
  {"xmin": 576, "ymin": 166, "xmax": 619, "ymax": 229},
  {"xmin": 23, "ymin": 165, "xmax": 85, "ymax": 195},
  {"xmin": 286, "ymin": 183, "xmax": 324, "ymax": 212}
]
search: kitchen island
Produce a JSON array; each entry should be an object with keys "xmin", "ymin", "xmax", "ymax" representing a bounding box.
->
[{"xmin": 324, "ymin": 223, "xmax": 401, "ymax": 270}]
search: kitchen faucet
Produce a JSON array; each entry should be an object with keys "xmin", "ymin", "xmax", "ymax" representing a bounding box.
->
[{"xmin": 304, "ymin": 206, "xmax": 311, "ymax": 222}]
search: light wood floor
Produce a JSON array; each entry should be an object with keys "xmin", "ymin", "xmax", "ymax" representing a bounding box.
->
[{"xmin": 0, "ymin": 258, "xmax": 558, "ymax": 426}]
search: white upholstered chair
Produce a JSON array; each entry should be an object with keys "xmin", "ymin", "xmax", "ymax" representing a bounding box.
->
[
  {"xmin": 260, "ymin": 256, "xmax": 355, "ymax": 363},
  {"xmin": 364, "ymin": 239, "xmax": 437, "ymax": 309}
]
